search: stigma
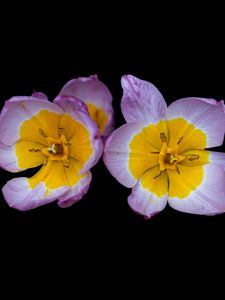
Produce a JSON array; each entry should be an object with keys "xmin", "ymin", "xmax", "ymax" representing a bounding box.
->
[
  {"xmin": 31, "ymin": 127, "xmax": 72, "ymax": 167},
  {"xmin": 48, "ymin": 143, "xmax": 64, "ymax": 154},
  {"xmin": 166, "ymin": 154, "xmax": 178, "ymax": 164}
]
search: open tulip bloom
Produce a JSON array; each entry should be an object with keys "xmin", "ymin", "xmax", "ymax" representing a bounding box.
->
[
  {"xmin": 104, "ymin": 75, "xmax": 225, "ymax": 218},
  {"xmin": 0, "ymin": 76, "xmax": 113, "ymax": 211}
]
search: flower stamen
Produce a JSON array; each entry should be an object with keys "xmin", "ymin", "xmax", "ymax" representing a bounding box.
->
[
  {"xmin": 158, "ymin": 135, "xmax": 185, "ymax": 173},
  {"xmin": 160, "ymin": 132, "xmax": 167, "ymax": 143},
  {"xmin": 153, "ymin": 170, "xmax": 162, "ymax": 179},
  {"xmin": 39, "ymin": 128, "xmax": 48, "ymax": 137},
  {"xmin": 186, "ymin": 154, "xmax": 200, "ymax": 161},
  {"xmin": 29, "ymin": 148, "xmax": 41, "ymax": 152},
  {"xmin": 37, "ymin": 134, "xmax": 71, "ymax": 167},
  {"xmin": 177, "ymin": 136, "xmax": 183, "ymax": 144},
  {"xmin": 58, "ymin": 127, "xmax": 64, "ymax": 136},
  {"xmin": 63, "ymin": 160, "xmax": 70, "ymax": 168}
]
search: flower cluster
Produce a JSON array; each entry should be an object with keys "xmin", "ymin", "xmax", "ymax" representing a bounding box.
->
[{"xmin": 1, "ymin": 74, "xmax": 225, "ymax": 219}]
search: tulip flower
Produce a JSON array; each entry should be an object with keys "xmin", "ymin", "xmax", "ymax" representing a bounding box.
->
[
  {"xmin": 0, "ymin": 93, "xmax": 103, "ymax": 210},
  {"xmin": 104, "ymin": 75, "xmax": 225, "ymax": 218}
]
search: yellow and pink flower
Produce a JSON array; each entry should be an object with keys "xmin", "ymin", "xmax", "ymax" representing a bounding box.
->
[
  {"xmin": 0, "ymin": 76, "xmax": 113, "ymax": 210},
  {"xmin": 104, "ymin": 75, "xmax": 225, "ymax": 218}
]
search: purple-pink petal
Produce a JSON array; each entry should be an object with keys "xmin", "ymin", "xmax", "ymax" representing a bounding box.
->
[
  {"xmin": 167, "ymin": 97, "xmax": 225, "ymax": 148},
  {"xmin": 59, "ymin": 75, "xmax": 114, "ymax": 138},
  {"xmin": 121, "ymin": 75, "xmax": 167, "ymax": 125},
  {"xmin": 128, "ymin": 180, "xmax": 168, "ymax": 219},
  {"xmin": 57, "ymin": 171, "xmax": 92, "ymax": 208},
  {"xmin": 168, "ymin": 163, "xmax": 225, "ymax": 215}
]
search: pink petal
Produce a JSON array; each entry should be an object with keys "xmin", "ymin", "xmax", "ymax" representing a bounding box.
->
[
  {"xmin": 0, "ymin": 96, "xmax": 63, "ymax": 146},
  {"xmin": 59, "ymin": 75, "xmax": 114, "ymax": 137},
  {"xmin": 2, "ymin": 177, "xmax": 69, "ymax": 211},
  {"xmin": 128, "ymin": 174, "xmax": 168, "ymax": 219},
  {"xmin": 57, "ymin": 171, "xmax": 92, "ymax": 208},
  {"xmin": 0, "ymin": 141, "xmax": 44, "ymax": 172},
  {"xmin": 0, "ymin": 143, "xmax": 19, "ymax": 172},
  {"xmin": 31, "ymin": 91, "xmax": 48, "ymax": 100},
  {"xmin": 209, "ymin": 151, "xmax": 225, "ymax": 172},
  {"xmin": 197, "ymin": 98, "xmax": 218, "ymax": 105},
  {"xmin": 121, "ymin": 75, "xmax": 167, "ymax": 124},
  {"xmin": 103, "ymin": 122, "xmax": 145, "ymax": 188},
  {"xmin": 167, "ymin": 97, "xmax": 225, "ymax": 148},
  {"xmin": 168, "ymin": 163, "xmax": 225, "ymax": 215}
]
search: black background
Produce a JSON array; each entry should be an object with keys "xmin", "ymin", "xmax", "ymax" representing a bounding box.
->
[{"xmin": 1, "ymin": 6, "xmax": 225, "ymax": 277}]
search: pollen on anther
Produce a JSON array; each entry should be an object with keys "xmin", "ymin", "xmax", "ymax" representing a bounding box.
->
[
  {"xmin": 186, "ymin": 154, "xmax": 200, "ymax": 161},
  {"xmin": 29, "ymin": 148, "xmax": 41, "ymax": 152},
  {"xmin": 58, "ymin": 127, "xmax": 64, "ymax": 136},
  {"xmin": 160, "ymin": 132, "xmax": 167, "ymax": 143},
  {"xmin": 39, "ymin": 128, "xmax": 47, "ymax": 137},
  {"xmin": 177, "ymin": 136, "xmax": 183, "ymax": 144}
]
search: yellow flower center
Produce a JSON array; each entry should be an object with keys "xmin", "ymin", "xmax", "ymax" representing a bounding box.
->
[
  {"xmin": 27, "ymin": 127, "xmax": 71, "ymax": 168},
  {"xmin": 152, "ymin": 132, "xmax": 201, "ymax": 179},
  {"xmin": 158, "ymin": 141, "xmax": 185, "ymax": 172},
  {"xmin": 48, "ymin": 143, "xmax": 64, "ymax": 155},
  {"xmin": 40, "ymin": 131, "xmax": 70, "ymax": 167}
]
